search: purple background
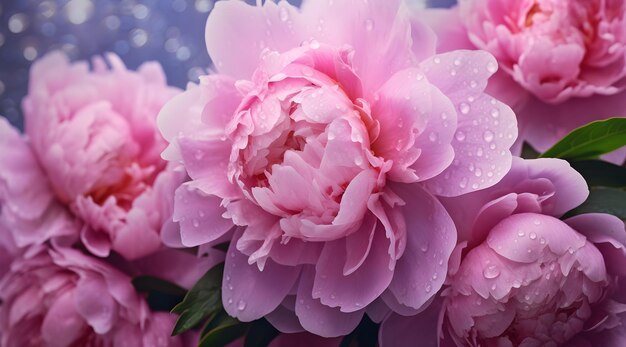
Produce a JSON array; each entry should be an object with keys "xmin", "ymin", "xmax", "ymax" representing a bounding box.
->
[{"xmin": 0, "ymin": 0, "xmax": 455, "ymax": 131}]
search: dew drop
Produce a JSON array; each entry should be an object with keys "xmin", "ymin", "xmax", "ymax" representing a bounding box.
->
[
  {"xmin": 483, "ymin": 130, "xmax": 494, "ymax": 143},
  {"xmin": 228, "ymin": 298, "xmax": 233, "ymax": 304},
  {"xmin": 454, "ymin": 58, "xmax": 461, "ymax": 66},
  {"xmin": 518, "ymin": 230, "xmax": 526, "ymax": 237},
  {"xmin": 420, "ymin": 243, "xmax": 429, "ymax": 252},
  {"xmin": 459, "ymin": 177, "xmax": 468, "ymax": 189},
  {"xmin": 309, "ymin": 40, "xmax": 320, "ymax": 49},
  {"xmin": 529, "ymin": 232, "xmax": 537, "ymax": 240},
  {"xmin": 474, "ymin": 168, "xmax": 482, "ymax": 177},
  {"xmin": 540, "ymin": 238, "xmax": 546, "ymax": 245},
  {"xmin": 483, "ymin": 265, "xmax": 500, "ymax": 279},
  {"xmin": 487, "ymin": 62, "xmax": 497, "ymax": 73},
  {"xmin": 237, "ymin": 300, "xmax": 247, "ymax": 311},
  {"xmin": 354, "ymin": 156, "xmax": 364, "ymax": 166},
  {"xmin": 416, "ymin": 73, "xmax": 424, "ymax": 81},
  {"xmin": 469, "ymin": 80, "xmax": 478, "ymax": 88},
  {"xmin": 459, "ymin": 103, "xmax": 470, "ymax": 114},
  {"xmin": 490, "ymin": 109, "xmax": 500, "ymax": 118},
  {"xmin": 533, "ymin": 219, "xmax": 541, "ymax": 225},
  {"xmin": 192, "ymin": 219, "xmax": 200, "ymax": 228},
  {"xmin": 455, "ymin": 131, "xmax": 466, "ymax": 142},
  {"xmin": 450, "ymin": 69, "xmax": 457, "ymax": 76},
  {"xmin": 428, "ymin": 132, "xmax": 438, "ymax": 143},
  {"xmin": 364, "ymin": 18, "xmax": 374, "ymax": 31},
  {"xmin": 425, "ymin": 284, "xmax": 432, "ymax": 293}
]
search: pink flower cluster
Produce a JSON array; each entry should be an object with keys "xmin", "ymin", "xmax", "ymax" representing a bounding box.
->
[
  {"xmin": 0, "ymin": 53, "xmax": 210, "ymax": 346},
  {"xmin": 1, "ymin": 0, "xmax": 625, "ymax": 346}
]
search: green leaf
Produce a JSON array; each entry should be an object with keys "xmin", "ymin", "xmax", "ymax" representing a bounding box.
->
[
  {"xmin": 171, "ymin": 264, "xmax": 224, "ymax": 336},
  {"xmin": 565, "ymin": 188, "xmax": 626, "ymax": 220},
  {"xmin": 243, "ymin": 319, "xmax": 279, "ymax": 347},
  {"xmin": 198, "ymin": 312, "xmax": 249, "ymax": 347},
  {"xmin": 540, "ymin": 118, "xmax": 626, "ymax": 160},
  {"xmin": 570, "ymin": 160, "xmax": 626, "ymax": 188}
]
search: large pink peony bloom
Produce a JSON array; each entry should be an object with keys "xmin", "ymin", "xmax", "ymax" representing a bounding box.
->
[
  {"xmin": 380, "ymin": 158, "xmax": 626, "ymax": 346},
  {"xmin": 159, "ymin": 0, "xmax": 517, "ymax": 337},
  {"xmin": 0, "ymin": 245, "xmax": 184, "ymax": 347},
  {"xmin": 420, "ymin": 2, "xmax": 626, "ymax": 162},
  {"xmin": 7, "ymin": 52, "xmax": 183, "ymax": 260}
]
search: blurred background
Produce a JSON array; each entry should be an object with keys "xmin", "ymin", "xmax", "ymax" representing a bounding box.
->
[{"xmin": 0, "ymin": 0, "xmax": 455, "ymax": 130}]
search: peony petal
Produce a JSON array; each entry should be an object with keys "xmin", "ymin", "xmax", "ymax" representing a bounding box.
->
[
  {"xmin": 379, "ymin": 298, "xmax": 443, "ymax": 347},
  {"xmin": 205, "ymin": 1, "xmax": 306, "ymax": 79},
  {"xmin": 300, "ymin": 0, "xmax": 414, "ymax": 95},
  {"xmin": 387, "ymin": 183, "xmax": 456, "ymax": 310},
  {"xmin": 418, "ymin": 50, "xmax": 517, "ymax": 196},
  {"xmin": 222, "ymin": 229, "xmax": 301, "ymax": 322},
  {"xmin": 313, "ymin": 220, "xmax": 394, "ymax": 312},
  {"xmin": 295, "ymin": 267, "xmax": 363, "ymax": 337},
  {"xmin": 173, "ymin": 183, "xmax": 234, "ymax": 247},
  {"xmin": 41, "ymin": 290, "xmax": 89, "ymax": 347},
  {"xmin": 74, "ymin": 276, "xmax": 118, "ymax": 334}
]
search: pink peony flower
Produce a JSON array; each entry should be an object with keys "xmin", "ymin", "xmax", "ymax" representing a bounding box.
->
[
  {"xmin": 380, "ymin": 158, "xmax": 626, "ymax": 346},
  {"xmin": 459, "ymin": 0, "xmax": 626, "ymax": 103},
  {"xmin": 159, "ymin": 0, "xmax": 517, "ymax": 337},
  {"xmin": 0, "ymin": 245, "xmax": 184, "ymax": 347},
  {"xmin": 420, "ymin": 3, "xmax": 626, "ymax": 162},
  {"xmin": 8, "ymin": 51, "xmax": 183, "ymax": 260}
]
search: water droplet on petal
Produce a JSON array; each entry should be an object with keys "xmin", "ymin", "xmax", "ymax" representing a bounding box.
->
[
  {"xmin": 309, "ymin": 40, "xmax": 320, "ymax": 49},
  {"xmin": 425, "ymin": 284, "xmax": 432, "ymax": 293},
  {"xmin": 237, "ymin": 300, "xmax": 247, "ymax": 311},
  {"xmin": 455, "ymin": 131, "xmax": 466, "ymax": 142},
  {"xmin": 470, "ymin": 80, "xmax": 478, "ymax": 88},
  {"xmin": 491, "ymin": 109, "xmax": 500, "ymax": 118},
  {"xmin": 487, "ymin": 61, "xmax": 497, "ymax": 73},
  {"xmin": 459, "ymin": 177, "xmax": 468, "ymax": 189},
  {"xmin": 434, "ymin": 57, "xmax": 441, "ymax": 64},
  {"xmin": 529, "ymin": 232, "xmax": 537, "ymax": 240},
  {"xmin": 483, "ymin": 130, "xmax": 494, "ymax": 143},
  {"xmin": 364, "ymin": 18, "xmax": 374, "ymax": 31},
  {"xmin": 533, "ymin": 219, "xmax": 541, "ymax": 225},
  {"xmin": 459, "ymin": 103, "xmax": 470, "ymax": 114},
  {"xmin": 483, "ymin": 265, "xmax": 500, "ymax": 279},
  {"xmin": 428, "ymin": 132, "xmax": 438, "ymax": 143},
  {"xmin": 416, "ymin": 73, "xmax": 424, "ymax": 81}
]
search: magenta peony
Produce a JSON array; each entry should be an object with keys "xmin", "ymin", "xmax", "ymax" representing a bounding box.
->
[
  {"xmin": 420, "ymin": 1, "xmax": 626, "ymax": 162},
  {"xmin": 380, "ymin": 158, "xmax": 626, "ymax": 346},
  {"xmin": 1, "ymin": 52, "xmax": 183, "ymax": 260},
  {"xmin": 0, "ymin": 245, "xmax": 184, "ymax": 347},
  {"xmin": 159, "ymin": 0, "xmax": 517, "ymax": 337}
]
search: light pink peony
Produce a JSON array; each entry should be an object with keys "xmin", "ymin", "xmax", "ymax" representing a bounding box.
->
[
  {"xmin": 159, "ymin": 0, "xmax": 517, "ymax": 337},
  {"xmin": 459, "ymin": 0, "xmax": 626, "ymax": 103},
  {"xmin": 420, "ymin": 3, "xmax": 626, "ymax": 162},
  {"xmin": 0, "ymin": 245, "xmax": 184, "ymax": 347},
  {"xmin": 10, "ymin": 51, "xmax": 183, "ymax": 260},
  {"xmin": 380, "ymin": 158, "xmax": 626, "ymax": 346}
]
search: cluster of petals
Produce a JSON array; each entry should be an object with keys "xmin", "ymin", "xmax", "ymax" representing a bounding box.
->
[
  {"xmin": 0, "ymin": 52, "xmax": 183, "ymax": 260},
  {"xmin": 380, "ymin": 158, "xmax": 626, "ymax": 346},
  {"xmin": 421, "ymin": 0, "xmax": 626, "ymax": 162},
  {"xmin": 159, "ymin": 0, "xmax": 517, "ymax": 337},
  {"xmin": 0, "ymin": 245, "xmax": 185, "ymax": 347}
]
